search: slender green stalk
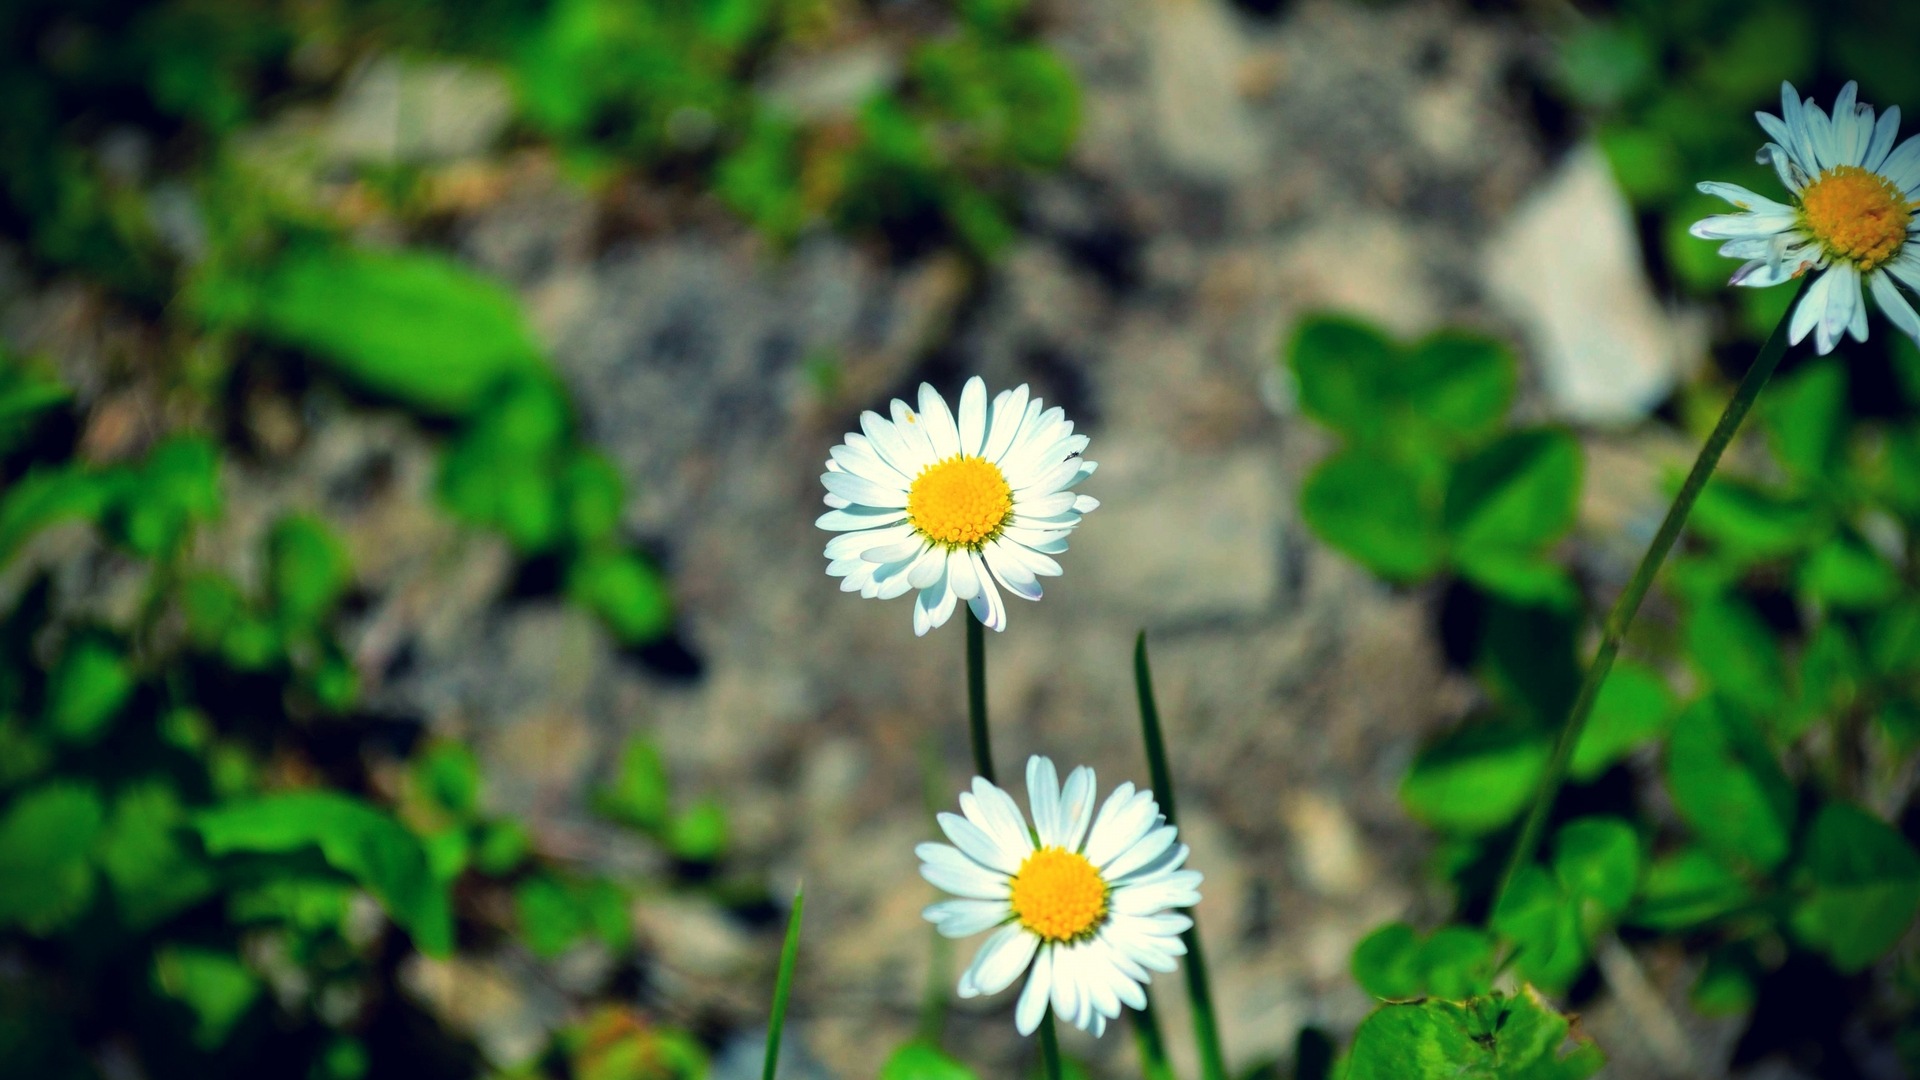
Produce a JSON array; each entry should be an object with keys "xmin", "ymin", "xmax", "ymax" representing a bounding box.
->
[
  {"xmin": 761, "ymin": 884, "xmax": 805, "ymax": 1080},
  {"xmin": 1491, "ymin": 276, "xmax": 1810, "ymax": 915},
  {"xmin": 966, "ymin": 608, "xmax": 995, "ymax": 785},
  {"xmin": 918, "ymin": 930, "xmax": 951, "ymax": 1041},
  {"xmin": 1130, "ymin": 995, "xmax": 1178, "ymax": 1080},
  {"xmin": 1039, "ymin": 1014, "xmax": 1064, "ymax": 1080},
  {"xmin": 1134, "ymin": 632, "xmax": 1228, "ymax": 1080}
]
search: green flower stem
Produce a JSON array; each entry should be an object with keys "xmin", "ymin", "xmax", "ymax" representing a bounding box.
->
[
  {"xmin": 1491, "ymin": 275, "xmax": 1811, "ymax": 915},
  {"xmin": 967, "ymin": 608, "xmax": 995, "ymax": 785},
  {"xmin": 1040, "ymin": 1014, "xmax": 1065, "ymax": 1080},
  {"xmin": 1134, "ymin": 632, "xmax": 1228, "ymax": 1080},
  {"xmin": 1131, "ymin": 996, "xmax": 1178, "ymax": 1080},
  {"xmin": 762, "ymin": 883, "xmax": 805, "ymax": 1080}
]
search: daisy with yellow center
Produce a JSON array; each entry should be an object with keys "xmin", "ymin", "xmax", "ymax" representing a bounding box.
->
[
  {"xmin": 818, "ymin": 377, "xmax": 1098, "ymax": 636},
  {"xmin": 1692, "ymin": 80, "xmax": 1920, "ymax": 354},
  {"xmin": 917, "ymin": 756, "xmax": 1202, "ymax": 1038}
]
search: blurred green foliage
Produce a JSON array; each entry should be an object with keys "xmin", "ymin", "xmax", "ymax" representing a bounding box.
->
[{"xmin": 0, "ymin": 0, "xmax": 1029, "ymax": 1071}]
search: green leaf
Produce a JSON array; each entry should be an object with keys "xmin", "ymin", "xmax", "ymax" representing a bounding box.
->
[
  {"xmin": 514, "ymin": 873, "xmax": 610, "ymax": 958},
  {"xmin": 413, "ymin": 742, "xmax": 482, "ymax": 820},
  {"xmin": 1790, "ymin": 802, "xmax": 1920, "ymax": 972},
  {"xmin": 1301, "ymin": 448, "xmax": 1444, "ymax": 581},
  {"xmin": 1763, "ymin": 358, "xmax": 1845, "ymax": 481},
  {"xmin": 1352, "ymin": 922, "xmax": 1424, "ymax": 1000},
  {"xmin": 1552, "ymin": 817, "xmax": 1641, "ymax": 919},
  {"xmin": 97, "ymin": 780, "xmax": 214, "ymax": 930},
  {"xmin": 881, "ymin": 1042, "xmax": 979, "ymax": 1080},
  {"xmin": 115, "ymin": 438, "xmax": 222, "ymax": 556},
  {"xmin": 1791, "ymin": 621, "xmax": 1864, "ymax": 741},
  {"xmin": 1419, "ymin": 926, "xmax": 1497, "ymax": 1000},
  {"xmin": 1343, "ymin": 988, "xmax": 1603, "ymax": 1080},
  {"xmin": 668, "ymin": 798, "xmax": 728, "ymax": 863},
  {"xmin": 564, "ymin": 451, "xmax": 627, "ymax": 545},
  {"xmin": 152, "ymin": 947, "xmax": 260, "ymax": 1048},
  {"xmin": 0, "ymin": 783, "xmax": 104, "ymax": 932},
  {"xmin": 596, "ymin": 735, "xmax": 671, "ymax": 831},
  {"xmin": 1686, "ymin": 599, "xmax": 1788, "ymax": 712},
  {"xmin": 1629, "ymin": 848, "xmax": 1753, "ymax": 932},
  {"xmin": 235, "ymin": 247, "xmax": 545, "ymax": 416},
  {"xmin": 1556, "ymin": 23, "xmax": 1653, "ymax": 108},
  {"xmin": 47, "ymin": 634, "xmax": 134, "ymax": 744},
  {"xmin": 1490, "ymin": 867, "xmax": 1587, "ymax": 992},
  {"xmin": 1867, "ymin": 600, "xmax": 1920, "ymax": 678},
  {"xmin": 0, "ymin": 357, "xmax": 68, "ymax": 457},
  {"xmin": 1288, "ymin": 316, "xmax": 1399, "ymax": 443},
  {"xmin": 568, "ymin": 549, "xmax": 674, "ymax": 643},
  {"xmin": 1665, "ymin": 697, "xmax": 1795, "ymax": 873},
  {"xmin": 0, "ymin": 467, "xmax": 111, "ymax": 566},
  {"xmin": 1454, "ymin": 548, "xmax": 1578, "ymax": 609},
  {"xmin": 1401, "ymin": 721, "xmax": 1549, "ymax": 835},
  {"xmin": 1569, "ymin": 662, "xmax": 1674, "ymax": 780},
  {"xmin": 1401, "ymin": 331, "xmax": 1518, "ymax": 448},
  {"xmin": 1443, "ymin": 429, "xmax": 1582, "ymax": 552},
  {"xmin": 195, "ymin": 792, "xmax": 452, "ymax": 954},
  {"xmin": 1689, "ymin": 947, "xmax": 1758, "ymax": 1017},
  {"xmin": 1799, "ymin": 534, "xmax": 1900, "ymax": 609},
  {"xmin": 473, "ymin": 819, "xmax": 532, "ymax": 876},
  {"xmin": 268, "ymin": 514, "xmax": 350, "ymax": 627},
  {"xmin": 1688, "ymin": 478, "xmax": 1827, "ymax": 562}
]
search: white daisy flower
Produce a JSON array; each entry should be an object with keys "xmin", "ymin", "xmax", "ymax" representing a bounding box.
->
[
  {"xmin": 1692, "ymin": 80, "xmax": 1920, "ymax": 355},
  {"xmin": 817, "ymin": 377, "xmax": 1098, "ymax": 636},
  {"xmin": 917, "ymin": 756, "xmax": 1202, "ymax": 1038}
]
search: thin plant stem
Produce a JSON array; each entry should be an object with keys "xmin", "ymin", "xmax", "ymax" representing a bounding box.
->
[
  {"xmin": 1134, "ymin": 632, "xmax": 1228, "ymax": 1080},
  {"xmin": 1039, "ymin": 1014, "xmax": 1064, "ymax": 1080},
  {"xmin": 1130, "ymin": 995, "xmax": 1178, "ymax": 1080},
  {"xmin": 1491, "ymin": 275, "xmax": 1811, "ymax": 914},
  {"xmin": 761, "ymin": 883, "xmax": 805, "ymax": 1080},
  {"xmin": 966, "ymin": 608, "xmax": 994, "ymax": 785}
]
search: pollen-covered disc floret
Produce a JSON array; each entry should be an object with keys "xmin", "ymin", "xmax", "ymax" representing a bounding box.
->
[
  {"xmin": 817, "ymin": 378, "xmax": 1099, "ymax": 636},
  {"xmin": 1691, "ymin": 80, "xmax": 1920, "ymax": 354},
  {"xmin": 917, "ymin": 756, "xmax": 1203, "ymax": 1039}
]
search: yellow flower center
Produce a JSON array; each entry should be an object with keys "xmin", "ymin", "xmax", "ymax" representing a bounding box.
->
[
  {"xmin": 1009, "ymin": 847, "xmax": 1108, "ymax": 943},
  {"xmin": 906, "ymin": 455, "xmax": 1013, "ymax": 549},
  {"xmin": 1800, "ymin": 165, "xmax": 1913, "ymax": 271}
]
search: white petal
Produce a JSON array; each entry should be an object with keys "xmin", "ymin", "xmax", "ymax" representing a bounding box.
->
[
  {"xmin": 830, "ymin": 440, "xmax": 907, "ymax": 487},
  {"xmin": 1112, "ymin": 877, "xmax": 1204, "ymax": 915},
  {"xmin": 924, "ymin": 898, "xmax": 1012, "ymax": 939},
  {"xmin": 967, "ymin": 560, "xmax": 1008, "ymax": 631},
  {"xmin": 1102, "ymin": 824, "xmax": 1180, "ymax": 881},
  {"xmin": 1086, "ymin": 788, "xmax": 1160, "ymax": 869},
  {"xmin": 1866, "ymin": 105, "xmax": 1902, "ymax": 172},
  {"xmin": 982, "ymin": 540, "xmax": 1044, "ymax": 601},
  {"xmin": 1819, "ymin": 264, "xmax": 1862, "ymax": 354},
  {"xmin": 821, "ymin": 470, "xmax": 907, "ymax": 508},
  {"xmin": 914, "ymin": 574, "xmax": 958, "ymax": 636},
  {"xmin": 863, "ymin": 537, "xmax": 927, "ymax": 564},
  {"xmin": 1872, "ymin": 267, "xmax": 1920, "ymax": 346},
  {"xmin": 918, "ymin": 383, "xmax": 963, "ymax": 460},
  {"xmin": 1058, "ymin": 767, "xmax": 1097, "ymax": 853},
  {"xmin": 1833, "ymin": 82, "xmax": 1863, "ymax": 165},
  {"xmin": 959, "ymin": 923, "xmax": 1039, "ymax": 998},
  {"xmin": 1016, "ymin": 946, "xmax": 1053, "ymax": 1035},
  {"xmin": 1790, "ymin": 267, "xmax": 1835, "ymax": 346},
  {"xmin": 939, "ymin": 811, "xmax": 1023, "ymax": 875},
  {"xmin": 907, "ymin": 546, "xmax": 946, "ymax": 589},
  {"xmin": 1051, "ymin": 942, "xmax": 1085, "ymax": 1030},
  {"xmin": 961, "ymin": 777, "xmax": 1035, "ymax": 862},
  {"xmin": 1689, "ymin": 211, "xmax": 1797, "ymax": 241},
  {"xmin": 982, "ymin": 385, "xmax": 1031, "ymax": 464},
  {"xmin": 817, "ymin": 506, "xmax": 907, "ymax": 531},
  {"xmin": 956, "ymin": 377, "xmax": 988, "ymax": 458},
  {"xmin": 918, "ymin": 842, "xmax": 1011, "ymax": 899},
  {"xmin": 823, "ymin": 522, "xmax": 913, "ymax": 560},
  {"xmin": 947, "ymin": 547, "xmax": 981, "ymax": 601},
  {"xmin": 889, "ymin": 398, "xmax": 938, "ymax": 464},
  {"xmin": 1027, "ymin": 756, "xmax": 1064, "ymax": 849},
  {"xmin": 1696, "ymin": 181, "xmax": 1792, "ymax": 214},
  {"xmin": 1882, "ymin": 134, "xmax": 1920, "ymax": 195}
]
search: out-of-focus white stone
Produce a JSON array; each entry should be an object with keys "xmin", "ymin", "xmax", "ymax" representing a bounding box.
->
[
  {"xmin": 1147, "ymin": 0, "xmax": 1265, "ymax": 181},
  {"xmin": 1482, "ymin": 141, "xmax": 1703, "ymax": 426},
  {"xmin": 329, "ymin": 55, "xmax": 513, "ymax": 164}
]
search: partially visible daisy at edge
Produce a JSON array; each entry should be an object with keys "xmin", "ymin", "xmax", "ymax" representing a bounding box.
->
[
  {"xmin": 917, "ymin": 755, "xmax": 1202, "ymax": 1038},
  {"xmin": 1691, "ymin": 80, "xmax": 1920, "ymax": 354},
  {"xmin": 817, "ymin": 377, "xmax": 1098, "ymax": 636}
]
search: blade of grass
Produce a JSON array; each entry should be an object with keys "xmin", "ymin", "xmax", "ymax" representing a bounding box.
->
[
  {"xmin": 762, "ymin": 883, "xmax": 806, "ymax": 1080},
  {"xmin": 1134, "ymin": 632, "xmax": 1227, "ymax": 1080},
  {"xmin": 1490, "ymin": 273, "xmax": 1811, "ymax": 917}
]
